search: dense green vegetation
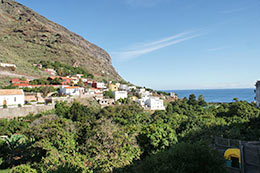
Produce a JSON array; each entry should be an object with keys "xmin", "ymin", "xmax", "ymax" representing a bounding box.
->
[
  {"xmin": 39, "ymin": 61, "xmax": 94, "ymax": 79},
  {"xmin": 23, "ymin": 86, "xmax": 58, "ymax": 97},
  {"xmin": 1, "ymin": 95, "xmax": 260, "ymax": 172},
  {"xmin": 103, "ymin": 91, "xmax": 114, "ymax": 99}
]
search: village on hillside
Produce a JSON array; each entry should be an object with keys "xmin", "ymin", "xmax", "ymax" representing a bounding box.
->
[{"xmin": 0, "ymin": 62, "xmax": 177, "ymax": 114}]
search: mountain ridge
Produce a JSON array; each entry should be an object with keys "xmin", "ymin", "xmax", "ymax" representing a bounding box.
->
[{"xmin": 0, "ymin": 0, "xmax": 122, "ymax": 84}]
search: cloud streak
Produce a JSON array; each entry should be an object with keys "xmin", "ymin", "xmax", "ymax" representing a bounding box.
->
[{"xmin": 112, "ymin": 31, "xmax": 202, "ymax": 61}]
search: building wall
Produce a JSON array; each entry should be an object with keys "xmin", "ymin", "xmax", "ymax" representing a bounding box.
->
[
  {"xmin": 114, "ymin": 91, "xmax": 128, "ymax": 101},
  {"xmin": 0, "ymin": 105, "xmax": 54, "ymax": 119},
  {"xmin": 146, "ymin": 98, "xmax": 165, "ymax": 110},
  {"xmin": 109, "ymin": 84, "xmax": 118, "ymax": 91},
  {"xmin": 256, "ymin": 81, "xmax": 260, "ymax": 107},
  {"xmin": 119, "ymin": 84, "xmax": 129, "ymax": 91},
  {"xmin": 0, "ymin": 95, "xmax": 24, "ymax": 106},
  {"xmin": 66, "ymin": 89, "xmax": 79, "ymax": 95},
  {"xmin": 25, "ymin": 95, "xmax": 37, "ymax": 102}
]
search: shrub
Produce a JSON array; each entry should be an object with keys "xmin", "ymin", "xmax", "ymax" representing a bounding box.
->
[
  {"xmin": 10, "ymin": 164, "xmax": 37, "ymax": 173},
  {"xmin": 104, "ymin": 91, "xmax": 114, "ymax": 99},
  {"xmin": 24, "ymin": 103, "xmax": 32, "ymax": 105},
  {"xmin": 133, "ymin": 142, "xmax": 226, "ymax": 173}
]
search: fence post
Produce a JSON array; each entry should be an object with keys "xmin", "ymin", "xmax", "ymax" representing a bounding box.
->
[{"xmin": 240, "ymin": 141, "xmax": 245, "ymax": 173}]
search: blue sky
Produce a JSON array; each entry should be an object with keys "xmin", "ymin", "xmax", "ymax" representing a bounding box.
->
[{"xmin": 16, "ymin": 0, "xmax": 260, "ymax": 90}]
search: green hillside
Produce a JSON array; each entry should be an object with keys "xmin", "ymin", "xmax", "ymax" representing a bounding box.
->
[{"xmin": 0, "ymin": 0, "xmax": 122, "ymax": 83}]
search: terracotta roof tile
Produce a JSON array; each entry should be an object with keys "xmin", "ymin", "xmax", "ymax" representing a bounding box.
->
[
  {"xmin": 0, "ymin": 89, "xmax": 24, "ymax": 95},
  {"xmin": 65, "ymin": 86, "xmax": 80, "ymax": 89}
]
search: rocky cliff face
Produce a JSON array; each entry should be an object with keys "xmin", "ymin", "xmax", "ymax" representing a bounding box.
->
[{"xmin": 0, "ymin": 0, "xmax": 122, "ymax": 81}]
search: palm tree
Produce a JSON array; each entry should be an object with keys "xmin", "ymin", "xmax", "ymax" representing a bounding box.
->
[{"xmin": 0, "ymin": 134, "xmax": 30, "ymax": 167}]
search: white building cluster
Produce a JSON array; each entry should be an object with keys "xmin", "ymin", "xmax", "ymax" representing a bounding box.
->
[
  {"xmin": 134, "ymin": 88, "xmax": 165, "ymax": 110},
  {"xmin": 1, "ymin": 71, "xmax": 166, "ymax": 111}
]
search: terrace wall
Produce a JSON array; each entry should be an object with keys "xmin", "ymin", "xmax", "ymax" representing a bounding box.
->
[{"xmin": 0, "ymin": 105, "xmax": 54, "ymax": 119}]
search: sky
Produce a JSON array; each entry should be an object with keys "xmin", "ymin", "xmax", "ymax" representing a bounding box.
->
[{"xmin": 16, "ymin": 0, "xmax": 260, "ymax": 90}]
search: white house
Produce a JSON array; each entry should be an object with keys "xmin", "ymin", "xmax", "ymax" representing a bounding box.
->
[
  {"xmin": 60, "ymin": 86, "xmax": 84, "ymax": 96},
  {"xmin": 170, "ymin": 92, "xmax": 176, "ymax": 97},
  {"xmin": 137, "ymin": 88, "xmax": 146, "ymax": 93},
  {"xmin": 137, "ymin": 99, "xmax": 145, "ymax": 107},
  {"xmin": 0, "ymin": 89, "xmax": 24, "ymax": 107},
  {"xmin": 81, "ymin": 78, "xmax": 88, "ymax": 83},
  {"xmin": 255, "ymin": 81, "xmax": 260, "ymax": 107},
  {"xmin": 119, "ymin": 84, "xmax": 129, "ymax": 91},
  {"xmin": 114, "ymin": 91, "xmax": 128, "ymax": 101},
  {"xmin": 145, "ymin": 97, "xmax": 165, "ymax": 110},
  {"xmin": 75, "ymin": 74, "xmax": 84, "ymax": 78},
  {"xmin": 136, "ymin": 95, "xmax": 150, "ymax": 108},
  {"xmin": 71, "ymin": 77, "xmax": 79, "ymax": 85},
  {"xmin": 97, "ymin": 98, "xmax": 115, "ymax": 106},
  {"xmin": 93, "ymin": 81, "xmax": 106, "ymax": 89},
  {"xmin": 44, "ymin": 68, "xmax": 57, "ymax": 76},
  {"xmin": 137, "ymin": 88, "xmax": 151, "ymax": 97},
  {"xmin": 128, "ymin": 86, "xmax": 136, "ymax": 91}
]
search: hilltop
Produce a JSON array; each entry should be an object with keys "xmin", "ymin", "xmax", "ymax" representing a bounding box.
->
[{"xmin": 0, "ymin": 0, "xmax": 122, "ymax": 85}]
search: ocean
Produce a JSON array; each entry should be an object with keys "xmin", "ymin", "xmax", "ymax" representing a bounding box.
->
[{"xmin": 164, "ymin": 88, "xmax": 255, "ymax": 103}]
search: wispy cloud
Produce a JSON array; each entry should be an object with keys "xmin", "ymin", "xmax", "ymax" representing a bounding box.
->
[{"xmin": 112, "ymin": 31, "xmax": 203, "ymax": 61}]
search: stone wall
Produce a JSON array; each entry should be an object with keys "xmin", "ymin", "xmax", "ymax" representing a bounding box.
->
[{"xmin": 0, "ymin": 105, "xmax": 55, "ymax": 119}]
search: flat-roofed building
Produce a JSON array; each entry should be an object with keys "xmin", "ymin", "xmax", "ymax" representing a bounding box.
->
[
  {"xmin": 145, "ymin": 97, "xmax": 165, "ymax": 110},
  {"xmin": 60, "ymin": 86, "xmax": 85, "ymax": 96},
  {"xmin": 114, "ymin": 91, "xmax": 128, "ymax": 101}
]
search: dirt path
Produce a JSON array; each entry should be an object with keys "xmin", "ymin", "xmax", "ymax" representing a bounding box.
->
[{"xmin": 0, "ymin": 70, "xmax": 36, "ymax": 80}]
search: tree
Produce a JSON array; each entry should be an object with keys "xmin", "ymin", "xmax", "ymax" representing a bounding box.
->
[
  {"xmin": 49, "ymin": 78, "xmax": 62, "ymax": 85},
  {"xmin": 117, "ymin": 98, "xmax": 129, "ymax": 105},
  {"xmin": 104, "ymin": 91, "xmax": 114, "ymax": 99},
  {"xmin": 41, "ymin": 86, "xmax": 55, "ymax": 97},
  {"xmin": 10, "ymin": 164, "xmax": 37, "ymax": 173},
  {"xmin": 138, "ymin": 122, "xmax": 178, "ymax": 156},
  {"xmin": 80, "ymin": 118, "xmax": 141, "ymax": 172},
  {"xmin": 187, "ymin": 94, "xmax": 197, "ymax": 105},
  {"xmin": 0, "ymin": 134, "xmax": 31, "ymax": 168},
  {"xmin": 22, "ymin": 116, "xmax": 79, "ymax": 171},
  {"xmin": 67, "ymin": 102, "xmax": 96, "ymax": 122},
  {"xmin": 132, "ymin": 142, "xmax": 227, "ymax": 173},
  {"xmin": 233, "ymin": 98, "xmax": 239, "ymax": 102},
  {"xmin": 55, "ymin": 101, "xmax": 70, "ymax": 118},
  {"xmin": 198, "ymin": 95, "xmax": 207, "ymax": 106},
  {"xmin": 29, "ymin": 79, "xmax": 48, "ymax": 85}
]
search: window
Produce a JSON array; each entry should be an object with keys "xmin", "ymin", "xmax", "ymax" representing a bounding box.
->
[{"xmin": 14, "ymin": 97, "xmax": 16, "ymax": 102}]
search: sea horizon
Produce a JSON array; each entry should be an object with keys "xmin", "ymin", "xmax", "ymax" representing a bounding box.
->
[{"xmin": 162, "ymin": 88, "xmax": 255, "ymax": 103}]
